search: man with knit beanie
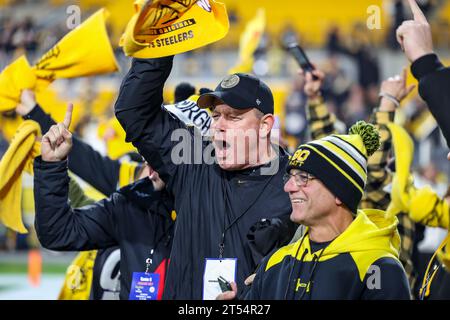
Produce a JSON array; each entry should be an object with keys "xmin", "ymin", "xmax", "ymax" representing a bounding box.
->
[{"xmin": 218, "ymin": 121, "xmax": 411, "ymax": 300}]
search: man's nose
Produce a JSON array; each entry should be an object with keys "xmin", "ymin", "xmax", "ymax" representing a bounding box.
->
[
  {"xmin": 284, "ymin": 176, "xmax": 298, "ymax": 193},
  {"xmin": 212, "ymin": 116, "xmax": 226, "ymax": 131}
]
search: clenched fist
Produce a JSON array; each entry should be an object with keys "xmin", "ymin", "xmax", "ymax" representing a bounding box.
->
[{"xmin": 41, "ymin": 103, "xmax": 73, "ymax": 162}]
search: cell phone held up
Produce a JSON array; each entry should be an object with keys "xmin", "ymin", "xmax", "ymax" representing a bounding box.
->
[{"xmin": 285, "ymin": 42, "xmax": 318, "ymax": 79}]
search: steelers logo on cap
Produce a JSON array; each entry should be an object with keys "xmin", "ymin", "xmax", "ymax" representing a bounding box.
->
[{"xmin": 220, "ymin": 74, "xmax": 240, "ymax": 89}]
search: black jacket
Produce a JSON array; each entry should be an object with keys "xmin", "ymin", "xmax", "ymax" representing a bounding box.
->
[
  {"xmin": 24, "ymin": 104, "xmax": 140, "ymax": 300},
  {"xmin": 411, "ymin": 53, "xmax": 450, "ymax": 148},
  {"xmin": 33, "ymin": 157, "xmax": 174, "ymax": 300},
  {"xmin": 114, "ymin": 57, "xmax": 297, "ymax": 299}
]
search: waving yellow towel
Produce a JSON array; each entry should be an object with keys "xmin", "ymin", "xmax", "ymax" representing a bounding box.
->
[
  {"xmin": 34, "ymin": 8, "xmax": 119, "ymax": 88},
  {"xmin": 0, "ymin": 56, "xmax": 37, "ymax": 112},
  {"xmin": 0, "ymin": 120, "xmax": 41, "ymax": 233},
  {"xmin": 120, "ymin": 0, "xmax": 229, "ymax": 58},
  {"xmin": 0, "ymin": 8, "xmax": 119, "ymax": 112}
]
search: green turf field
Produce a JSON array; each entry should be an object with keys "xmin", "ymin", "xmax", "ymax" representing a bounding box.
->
[{"xmin": 0, "ymin": 262, "xmax": 67, "ymax": 274}]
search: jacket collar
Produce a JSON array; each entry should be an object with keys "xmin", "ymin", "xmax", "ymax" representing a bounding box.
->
[{"xmin": 119, "ymin": 177, "xmax": 168, "ymax": 210}]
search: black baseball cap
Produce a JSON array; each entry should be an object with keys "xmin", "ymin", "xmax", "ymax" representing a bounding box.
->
[{"xmin": 197, "ymin": 73, "xmax": 274, "ymax": 114}]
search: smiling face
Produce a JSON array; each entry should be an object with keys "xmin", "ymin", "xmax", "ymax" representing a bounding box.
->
[
  {"xmin": 284, "ymin": 169, "xmax": 340, "ymax": 226},
  {"xmin": 210, "ymin": 101, "xmax": 271, "ymax": 171}
]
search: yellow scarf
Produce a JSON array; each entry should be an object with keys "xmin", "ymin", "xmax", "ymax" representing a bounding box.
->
[
  {"xmin": 386, "ymin": 123, "xmax": 414, "ymax": 217},
  {"xmin": 120, "ymin": 0, "xmax": 229, "ymax": 58},
  {"xmin": 0, "ymin": 120, "xmax": 41, "ymax": 233}
]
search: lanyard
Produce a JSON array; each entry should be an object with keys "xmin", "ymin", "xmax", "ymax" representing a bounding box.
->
[
  {"xmin": 145, "ymin": 249, "xmax": 155, "ymax": 274},
  {"xmin": 219, "ymin": 172, "xmax": 276, "ymax": 259},
  {"xmin": 144, "ymin": 211, "xmax": 174, "ymax": 273}
]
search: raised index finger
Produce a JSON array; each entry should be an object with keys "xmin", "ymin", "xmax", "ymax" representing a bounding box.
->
[
  {"xmin": 63, "ymin": 103, "xmax": 73, "ymax": 129},
  {"xmin": 408, "ymin": 0, "xmax": 428, "ymax": 23}
]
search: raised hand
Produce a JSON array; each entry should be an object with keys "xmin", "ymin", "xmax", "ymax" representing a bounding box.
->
[
  {"xmin": 396, "ymin": 0, "xmax": 433, "ymax": 63},
  {"xmin": 41, "ymin": 103, "xmax": 73, "ymax": 162},
  {"xmin": 379, "ymin": 68, "xmax": 416, "ymax": 111},
  {"xmin": 299, "ymin": 67, "xmax": 325, "ymax": 100},
  {"xmin": 16, "ymin": 89, "xmax": 37, "ymax": 116}
]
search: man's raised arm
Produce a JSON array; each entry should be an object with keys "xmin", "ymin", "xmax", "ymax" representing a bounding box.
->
[
  {"xmin": 397, "ymin": 0, "xmax": 450, "ymax": 147},
  {"xmin": 114, "ymin": 56, "xmax": 189, "ymax": 184}
]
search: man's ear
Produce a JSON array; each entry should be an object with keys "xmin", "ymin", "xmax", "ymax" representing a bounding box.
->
[
  {"xmin": 259, "ymin": 114, "xmax": 274, "ymax": 137},
  {"xmin": 335, "ymin": 197, "xmax": 343, "ymax": 206}
]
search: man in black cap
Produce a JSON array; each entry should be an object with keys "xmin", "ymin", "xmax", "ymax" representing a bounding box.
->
[
  {"xmin": 197, "ymin": 73, "xmax": 278, "ymax": 171},
  {"xmin": 115, "ymin": 57, "xmax": 296, "ymax": 299}
]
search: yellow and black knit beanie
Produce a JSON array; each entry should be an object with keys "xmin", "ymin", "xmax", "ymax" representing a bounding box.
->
[{"xmin": 287, "ymin": 121, "xmax": 381, "ymax": 213}]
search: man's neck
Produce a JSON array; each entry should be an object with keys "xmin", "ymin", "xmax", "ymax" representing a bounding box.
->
[{"xmin": 308, "ymin": 210, "xmax": 354, "ymax": 243}]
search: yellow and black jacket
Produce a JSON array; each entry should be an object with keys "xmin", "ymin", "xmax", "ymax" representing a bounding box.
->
[
  {"xmin": 306, "ymin": 100, "xmax": 417, "ymax": 291},
  {"xmin": 244, "ymin": 209, "xmax": 410, "ymax": 300}
]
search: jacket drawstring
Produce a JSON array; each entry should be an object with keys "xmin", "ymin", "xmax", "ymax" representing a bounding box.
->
[
  {"xmin": 299, "ymin": 247, "xmax": 326, "ymax": 300},
  {"xmin": 419, "ymin": 233, "xmax": 450, "ymax": 299},
  {"xmin": 284, "ymin": 232, "xmax": 308, "ymax": 299}
]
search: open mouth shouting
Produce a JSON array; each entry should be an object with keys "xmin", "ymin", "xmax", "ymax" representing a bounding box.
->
[{"xmin": 213, "ymin": 138, "xmax": 232, "ymax": 160}]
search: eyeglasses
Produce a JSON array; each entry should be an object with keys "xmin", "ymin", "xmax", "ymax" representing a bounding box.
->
[{"xmin": 283, "ymin": 171, "xmax": 316, "ymax": 187}]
